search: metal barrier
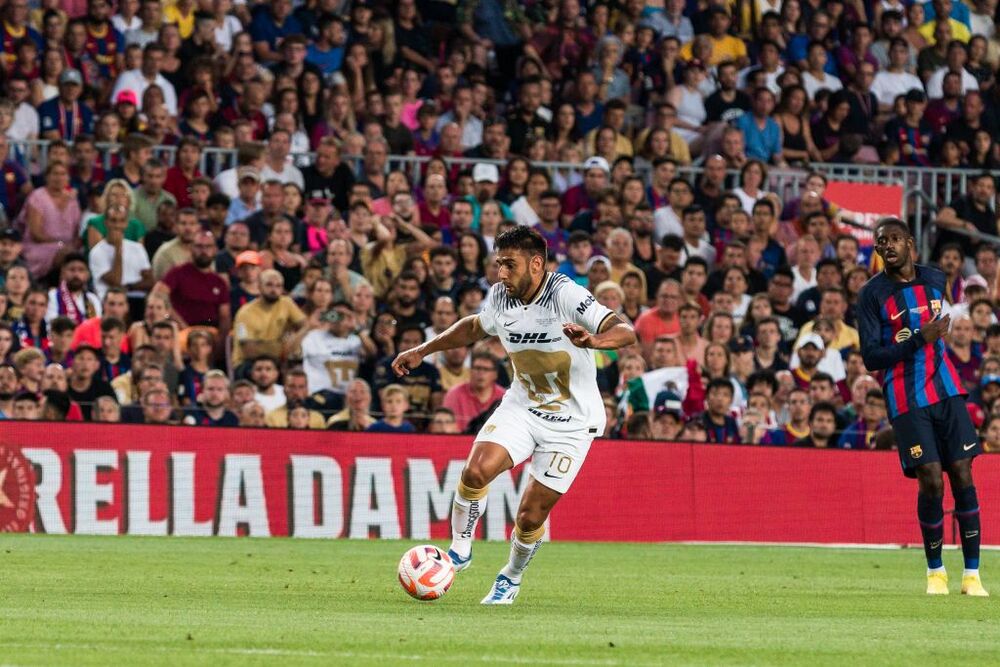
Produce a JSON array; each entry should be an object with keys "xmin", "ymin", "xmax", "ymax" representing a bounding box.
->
[{"xmin": 6, "ymin": 138, "xmax": 984, "ymax": 210}]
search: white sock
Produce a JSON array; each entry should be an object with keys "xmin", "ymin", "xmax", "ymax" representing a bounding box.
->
[
  {"xmin": 449, "ymin": 493, "xmax": 486, "ymax": 559},
  {"xmin": 928, "ymin": 566, "xmax": 947, "ymax": 575},
  {"xmin": 500, "ymin": 535, "xmax": 542, "ymax": 584},
  {"xmin": 964, "ymin": 568, "xmax": 980, "ymax": 578}
]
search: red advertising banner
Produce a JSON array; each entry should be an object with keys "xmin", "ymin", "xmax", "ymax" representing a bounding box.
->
[
  {"xmin": 1, "ymin": 423, "xmax": 998, "ymax": 545},
  {"xmin": 824, "ymin": 180, "xmax": 904, "ymax": 258}
]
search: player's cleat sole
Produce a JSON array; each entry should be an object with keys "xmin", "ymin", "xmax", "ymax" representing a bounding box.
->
[
  {"xmin": 447, "ymin": 549, "xmax": 471, "ymax": 573},
  {"xmin": 926, "ymin": 571, "xmax": 949, "ymax": 595},
  {"xmin": 961, "ymin": 574, "xmax": 989, "ymax": 597},
  {"xmin": 481, "ymin": 574, "xmax": 519, "ymax": 605}
]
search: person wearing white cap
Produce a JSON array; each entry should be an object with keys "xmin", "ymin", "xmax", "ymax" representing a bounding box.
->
[
  {"xmin": 560, "ymin": 156, "xmax": 610, "ymax": 224},
  {"xmin": 466, "ymin": 163, "xmax": 512, "ymax": 228},
  {"xmin": 39, "ymin": 69, "xmax": 94, "ymax": 141}
]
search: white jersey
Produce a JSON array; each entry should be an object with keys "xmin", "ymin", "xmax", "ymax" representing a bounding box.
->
[
  {"xmin": 478, "ymin": 272, "xmax": 615, "ymax": 432},
  {"xmin": 301, "ymin": 329, "xmax": 362, "ymax": 395}
]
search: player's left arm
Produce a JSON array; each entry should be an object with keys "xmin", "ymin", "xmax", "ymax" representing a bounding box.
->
[
  {"xmin": 561, "ymin": 282, "xmax": 637, "ymax": 350},
  {"xmin": 563, "ymin": 313, "xmax": 637, "ymax": 350}
]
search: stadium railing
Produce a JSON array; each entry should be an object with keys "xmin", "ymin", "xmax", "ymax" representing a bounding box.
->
[{"xmin": 5, "ymin": 139, "xmax": 984, "ymax": 222}]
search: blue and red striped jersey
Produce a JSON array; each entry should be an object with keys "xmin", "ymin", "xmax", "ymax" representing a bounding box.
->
[{"xmin": 858, "ymin": 264, "xmax": 965, "ymax": 419}]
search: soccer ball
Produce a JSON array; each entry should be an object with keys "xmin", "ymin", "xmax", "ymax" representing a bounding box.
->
[{"xmin": 398, "ymin": 545, "xmax": 455, "ymax": 601}]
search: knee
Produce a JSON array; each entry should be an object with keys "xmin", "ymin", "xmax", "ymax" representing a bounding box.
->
[
  {"xmin": 948, "ymin": 463, "xmax": 974, "ymax": 490},
  {"xmin": 461, "ymin": 464, "xmax": 492, "ymax": 490},
  {"xmin": 516, "ymin": 507, "xmax": 546, "ymax": 532},
  {"xmin": 919, "ymin": 475, "xmax": 945, "ymax": 497}
]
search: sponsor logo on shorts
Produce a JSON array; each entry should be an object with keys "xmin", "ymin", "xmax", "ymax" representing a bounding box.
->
[
  {"xmin": 576, "ymin": 295, "xmax": 595, "ymax": 314},
  {"xmin": 909, "ymin": 444, "xmax": 923, "ymax": 459},
  {"xmin": 528, "ymin": 408, "xmax": 572, "ymax": 423},
  {"xmin": 0, "ymin": 446, "xmax": 35, "ymax": 533},
  {"xmin": 963, "ymin": 442, "xmax": 977, "ymax": 451},
  {"xmin": 508, "ymin": 332, "xmax": 561, "ymax": 344}
]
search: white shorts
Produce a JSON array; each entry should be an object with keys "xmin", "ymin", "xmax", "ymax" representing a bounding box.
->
[{"xmin": 473, "ymin": 401, "xmax": 600, "ymax": 494}]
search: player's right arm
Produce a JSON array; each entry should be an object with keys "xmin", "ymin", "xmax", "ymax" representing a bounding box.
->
[
  {"xmin": 391, "ymin": 315, "xmax": 488, "ymax": 376},
  {"xmin": 857, "ymin": 282, "xmax": 947, "ymax": 371}
]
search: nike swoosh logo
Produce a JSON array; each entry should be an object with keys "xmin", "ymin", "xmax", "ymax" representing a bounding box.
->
[
  {"xmin": 964, "ymin": 443, "xmax": 977, "ymax": 451},
  {"xmin": 504, "ymin": 321, "xmax": 516, "ymax": 327},
  {"xmin": 930, "ymin": 540, "xmax": 942, "ymax": 549},
  {"xmin": 890, "ymin": 311, "xmax": 904, "ymax": 321},
  {"xmin": 965, "ymin": 531, "xmax": 979, "ymax": 539}
]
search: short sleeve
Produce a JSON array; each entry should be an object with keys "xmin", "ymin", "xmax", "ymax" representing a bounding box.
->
[
  {"xmin": 561, "ymin": 281, "xmax": 615, "ymax": 334},
  {"xmin": 478, "ymin": 285, "xmax": 499, "ymax": 337}
]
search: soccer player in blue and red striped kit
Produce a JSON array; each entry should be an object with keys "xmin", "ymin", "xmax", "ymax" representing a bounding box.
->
[{"xmin": 858, "ymin": 217, "xmax": 987, "ymax": 596}]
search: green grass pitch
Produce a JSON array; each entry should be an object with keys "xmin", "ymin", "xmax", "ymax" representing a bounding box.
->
[{"xmin": 1, "ymin": 536, "xmax": 998, "ymax": 666}]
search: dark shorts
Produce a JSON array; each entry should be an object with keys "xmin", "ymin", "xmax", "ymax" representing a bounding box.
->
[{"xmin": 891, "ymin": 395, "xmax": 981, "ymax": 478}]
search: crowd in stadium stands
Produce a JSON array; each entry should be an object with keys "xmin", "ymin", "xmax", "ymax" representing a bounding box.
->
[{"xmin": 3, "ymin": 0, "xmax": 1000, "ymax": 450}]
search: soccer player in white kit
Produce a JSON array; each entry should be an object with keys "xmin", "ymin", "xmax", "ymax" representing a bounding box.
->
[{"xmin": 392, "ymin": 227, "xmax": 637, "ymax": 604}]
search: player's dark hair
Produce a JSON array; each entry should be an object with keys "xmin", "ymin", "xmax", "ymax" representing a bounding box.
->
[
  {"xmin": 706, "ymin": 378, "xmax": 734, "ymax": 395},
  {"xmin": 874, "ymin": 216, "xmax": 911, "ymax": 238},
  {"xmin": 495, "ymin": 226, "xmax": 548, "ymax": 259},
  {"xmin": 809, "ymin": 401, "xmax": 837, "ymax": 422}
]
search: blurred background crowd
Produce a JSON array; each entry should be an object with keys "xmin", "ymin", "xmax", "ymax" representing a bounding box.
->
[{"xmin": 1, "ymin": 0, "xmax": 1000, "ymax": 450}]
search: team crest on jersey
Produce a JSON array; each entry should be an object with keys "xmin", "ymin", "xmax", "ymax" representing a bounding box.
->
[
  {"xmin": 895, "ymin": 328, "xmax": 912, "ymax": 343},
  {"xmin": 910, "ymin": 445, "xmax": 923, "ymax": 459}
]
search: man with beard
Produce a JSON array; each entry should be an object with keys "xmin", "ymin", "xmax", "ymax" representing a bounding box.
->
[
  {"xmin": 183, "ymin": 370, "xmax": 239, "ymax": 426},
  {"xmin": 243, "ymin": 180, "xmax": 301, "ymax": 249},
  {"xmin": 463, "ymin": 117, "xmax": 510, "ymax": 161},
  {"xmin": 389, "ymin": 271, "xmax": 431, "ymax": 332},
  {"xmin": 45, "ymin": 253, "xmax": 102, "ymax": 326},
  {"xmin": 265, "ymin": 366, "xmax": 327, "ymax": 428},
  {"xmin": 151, "ymin": 207, "xmax": 200, "ymax": 280},
  {"xmin": 302, "ymin": 137, "xmax": 354, "ymax": 214},
  {"xmin": 84, "ymin": 0, "xmax": 126, "ymax": 84},
  {"xmin": 232, "ymin": 269, "xmax": 306, "ymax": 369},
  {"xmin": 152, "ymin": 230, "xmax": 230, "ymax": 337},
  {"xmin": 67, "ymin": 344, "xmax": 116, "ymax": 421}
]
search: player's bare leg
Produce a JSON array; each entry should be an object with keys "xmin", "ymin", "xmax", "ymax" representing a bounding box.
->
[
  {"xmin": 947, "ymin": 459, "xmax": 988, "ymax": 596},
  {"xmin": 448, "ymin": 441, "xmax": 512, "ymax": 571},
  {"xmin": 915, "ymin": 463, "xmax": 949, "ymax": 594},
  {"xmin": 482, "ymin": 478, "xmax": 561, "ymax": 605}
]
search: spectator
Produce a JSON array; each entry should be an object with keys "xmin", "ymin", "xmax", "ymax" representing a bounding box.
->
[
  {"xmin": 141, "ymin": 385, "xmax": 174, "ymax": 424},
  {"xmin": 66, "ymin": 344, "xmax": 116, "ymax": 420},
  {"xmin": 89, "ymin": 205, "xmax": 153, "ymax": 300},
  {"xmin": 232, "ymin": 268, "xmax": 306, "ymax": 369},
  {"xmin": 367, "ymin": 383, "xmax": 417, "ymax": 433},
  {"xmin": 326, "ymin": 378, "xmax": 376, "ymax": 431},
  {"xmin": 152, "ymin": 230, "xmax": 230, "ymax": 335},
  {"xmin": 442, "ymin": 351, "xmax": 505, "ymax": 432},
  {"xmin": 793, "ymin": 401, "xmax": 839, "ymax": 448},
  {"xmin": 264, "ymin": 366, "xmax": 326, "ymax": 429},
  {"xmin": 151, "ymin": 207, "xmax": 200, "ymax": 280}
]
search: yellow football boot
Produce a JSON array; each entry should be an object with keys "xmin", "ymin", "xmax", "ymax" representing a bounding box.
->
[
  {"xmin": 961, "ymin": 573, "xmax": 989, "ymax": 597},
  {"xmin": 926, "ymin": 571, "xmax": 949, "ymax": 595}
]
